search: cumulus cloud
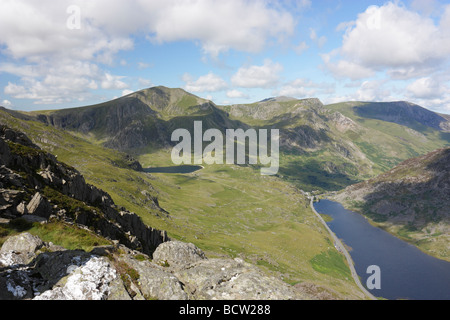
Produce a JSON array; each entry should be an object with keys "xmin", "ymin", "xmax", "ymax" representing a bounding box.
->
[
  {"xmin": 183, "ymin": 73, "xmax": 228, "ymax": 93},
  {"xmin": 226, "ymin": 89, "xmax": 249, "ymax": 99},
  {"xmin": 407, "ymin": 77, "xmax": 448, "ymax": 99},
  {"xmin": 0, "ymin": 0, "xmax": 295, "ymax": 106},
  {"xmin": 143, "ymin": 0, "xmax": 295, "ymax": 56},
  {"xmin": 231, "ymin": 60, "xmax": 283, "ymax": 89},
  {"xmin": 1, "ymin": 99, "xmax": 13, "ymax": 109},
  {"xmin": 100, "ymin": 73, "xmax": 129, "ymax": 90},
  {"xmin": 324, "ymin": 2, "xmax": 450, "ymax": 80},
  {"xmin": 278, "ymin": 78, "xmax": 334, "ymax": 98}
]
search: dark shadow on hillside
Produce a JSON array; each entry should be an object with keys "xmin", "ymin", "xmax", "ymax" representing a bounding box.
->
[
  {"xmin": 356, "ymin": 148, "xmax": 450, "ymax": 226},
  {"xmin": 354, "ymin": 102, "xmax": 448, "ymax": 132},
  {"xmin": 279, "ymin": 158, "xmax": 360, "ymax": 192}
]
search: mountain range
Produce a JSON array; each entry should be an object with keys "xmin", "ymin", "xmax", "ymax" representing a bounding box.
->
[
  {"xmin": 0, "ymin": 86, "xmax": 449, "ymax": 299},
  {"xmin": 13, "ymin": 86, "xmax": 450, "ymax": 192}
]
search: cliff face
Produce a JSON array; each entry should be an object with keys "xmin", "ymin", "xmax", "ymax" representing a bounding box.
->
[{"xmin": 0, "ymin": 125, "xmax": 168, "ymax": 256}]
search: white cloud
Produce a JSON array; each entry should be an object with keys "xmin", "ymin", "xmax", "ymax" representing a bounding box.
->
[
  {"xmin": 121, "ymin": 89, "xmax": 134, "ymax": 97},
  {"xmin": 183, "ymin": 72, "xmax": 228, "ymax": 93},
  {"xmin": 143, "ymin": 0, "xmax": 295, "ymax": 56},
  {"xmin": 411, "ymin": 0, "xmax": 439, "ymax": 16},
  {"xmin": 294, "ymin": 41, "xmax": 309, "ymax": 55},
  {"xmin": 138, "ymin": 62, "xmax": 151, "ymax": 69},
  {"xmin": 226, "ymin": 89, "xmax": 249, "ymax": 99},
  {"xmin": 325, "ymin": 2, "xmax": 450, "ymax": 80},
  {"xmin": 1, "ymin": 99, "xmax": 13, "ymax": 109},
  {"xmin": 323, "ymin": 79, "xmax": 395, "ymax": 105},
  {"xmin": 309, "ymin": 28, "xmax": 327, "ymax": 47},
  {"xmin": 231, "ymin": 59, "xmax": 283, "ymax": 89},
  {"xmin": 321, "ymin": 53, "xmax": 375, "ymax": 80},
  {"xmin": 0, "ymin": 0, "xmax": 295, "ymax": 106},
  {"xmin": 100, "ymin": 73, "xmax": 129, "ymax": 90},
  {"xmin": 278, "ymin": 78, "xmax": 335, "ymax": 98},
  {"xmin": 407, "ymin": 77, "xmax": 448, "ymax": 99},
  {"xmin": 138, "ymin": 78, "xmax": 153, "ymax": 88}
]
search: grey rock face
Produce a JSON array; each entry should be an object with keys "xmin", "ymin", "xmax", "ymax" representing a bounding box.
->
[
  {"xmin": 175, "ymin": 258, "xmax": 305, "ymax": 300},
  {"xmin": 26, "ymin": 192, "xmax": 52, "ymax": 219},
  {"xmin": 34, "ymin": 256, "xmax": 117, "ymax": 300},
  {"xmin": 0, "ymin": 233, "xmax": 43, "ymax": 266},
  {"xmin": 118, "ymin": 254, "xmax": 188, "ymax": 300},
  {"xmin": 152, "ymin": 241, "xmax": 206, "ymax": 269},
  {"xmin": 0, "ymin": 233, "xmax": 308, "ymax": 300}
]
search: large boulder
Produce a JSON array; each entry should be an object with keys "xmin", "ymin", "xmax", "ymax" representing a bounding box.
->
[
  {"xmin": 152, "ymin": 241, "xmax": 206, "ymax": 269},
  {"xmin": 34, "ymin": 256, "xmax": 117, "ymax": 300},
  {"xmin": 0, "ymin": 232, "xmax": 43, "ymax": 266},
  {"xmin": 174, "ymin": 258, "xmax": 306, "ymax": 300},
  {"xmin": 118, "ymin": 254, "xmax": 187, "ymax": 300}
]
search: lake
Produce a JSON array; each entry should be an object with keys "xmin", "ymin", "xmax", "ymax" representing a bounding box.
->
[
  {"xmin": 143, "ymin": 165, "xmax": 203, "ymax": 174},
  {"xmin": 314, "ymin": 199, "xmax": 450, "ymax": 300}
]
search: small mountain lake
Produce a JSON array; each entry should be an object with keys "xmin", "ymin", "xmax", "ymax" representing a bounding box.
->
[
  {"xmin": 314, "ymin": 199, "xmax": 450, "ymax": 300},
  {"xmin": 143, "ymin": 165, "xmax": 203, "ymax": 174}
]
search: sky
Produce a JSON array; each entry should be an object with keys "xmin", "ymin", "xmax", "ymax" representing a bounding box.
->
[{"xmin": 1, "ymin": 0, "xmax": 450, "ymax": 113}]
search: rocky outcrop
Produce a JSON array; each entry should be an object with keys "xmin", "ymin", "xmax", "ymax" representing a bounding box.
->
[
  {"xmin": 0, "ymin": 125, "xmax": 168, "ymax": 256},
  {"xmin": 0, "ymin": 234, "xmax": 311, "ymax": 300}
]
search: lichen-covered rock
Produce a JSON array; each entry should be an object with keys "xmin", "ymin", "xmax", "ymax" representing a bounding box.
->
[
  {"xmin": 0, "ymin": 233, "xmax": 310, "ymax": 300},
  {"xmin": 152, "ymin": 240, "xmax": 206, "ymax": 269},
  {"xmin": 119, "ymin": 254, "xmax": 188, "ymax": 300},
  {"xmin": 0, "ymin": 232, "xmax": 43, "ymax": 266},
  {"xmin": 34, "ymin": 256, "xmax": 117, "ymax": 300},
  {"xmin": 174, "ymin": 258, "xmax": 306, "ymax": 300}
]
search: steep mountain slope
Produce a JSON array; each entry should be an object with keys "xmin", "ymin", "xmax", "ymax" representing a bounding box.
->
[
  {"xmin": 35, "ymin": 86, "xmax": 246, "ymax": 152},
  {"xmin": 333, "ymin": 147, "xmax": 450, "ymax": 261}
]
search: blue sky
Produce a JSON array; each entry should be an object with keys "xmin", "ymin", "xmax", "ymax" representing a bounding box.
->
[{"xmin": 1, "ymin": 0, "xmax": 450, "ymax": 113}]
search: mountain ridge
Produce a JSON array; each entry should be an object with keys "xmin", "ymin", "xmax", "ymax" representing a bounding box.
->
[{"xmin": 3, "ymin": 86, "xmax": 450, "ymax": 192}]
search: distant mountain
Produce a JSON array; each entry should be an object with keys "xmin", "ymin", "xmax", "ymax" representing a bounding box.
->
[
  {"xmin": 333, "ymin": 147, "xmax": 450, "ymax": 261},
  {"xmin": 352, "ymin": 101, "xmax": 450, "ymax": 132},
  {"xmin": 6, "ymin": 87, "xmax": 450, "ymax": 191},
  {"xmin": 35, "ymin": 86, "xmax": 245, "ymax": 151},
  {"xmin": 219, "ymin": 98, "xmax": 450, "ymax": 190}
]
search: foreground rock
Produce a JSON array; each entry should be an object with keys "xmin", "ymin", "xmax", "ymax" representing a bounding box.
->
[{"xmin": 0, "ymin": 234, "xmax": 312, "ymax": 300}]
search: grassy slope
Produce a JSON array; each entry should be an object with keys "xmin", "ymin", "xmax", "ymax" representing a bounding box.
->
[
  {"xmin": 325, "ymin": 102, "xmax": 450, "ymax": 170},
  {"xmin": 0, "ymin": 109, "xmax": 364, "ymax": 299}
]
